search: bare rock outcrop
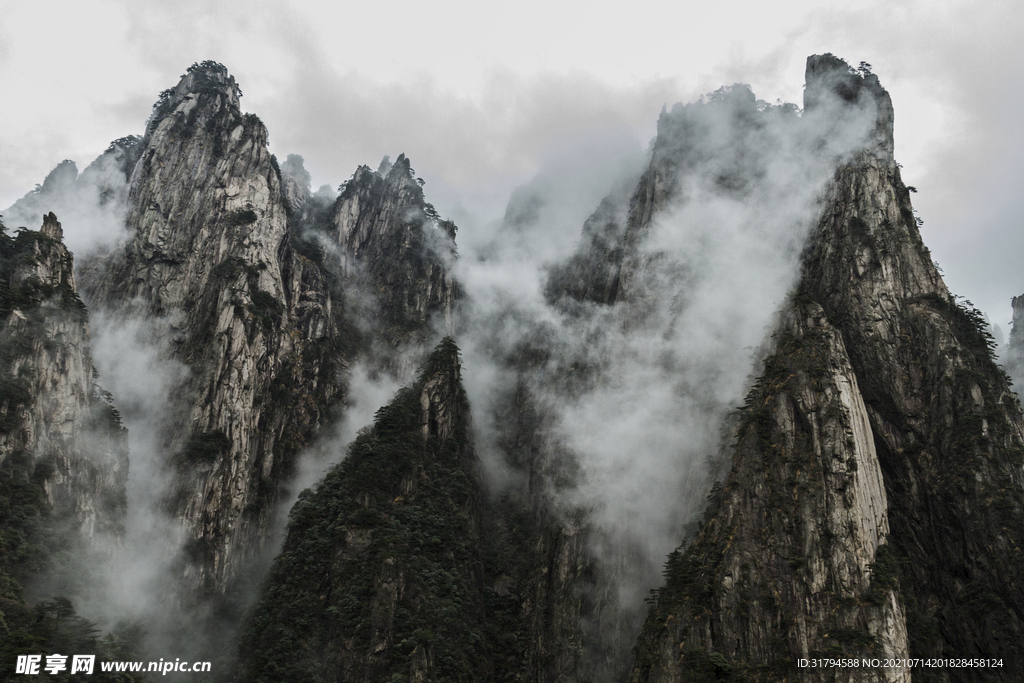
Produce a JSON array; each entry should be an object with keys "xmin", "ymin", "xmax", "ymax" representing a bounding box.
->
[
  {"xmin": 0, "ymin": 212, "xmax": 128, "ymax": 589},
  {"xmin": 71, "ymin": 62, "xmax": 461, "ymax": 595},
  {"xmin": 332, "ymin": 155, "xmax": 459, "ymax": 377},
  {"xmin": 81, "ymin": 62, "xmax": 350, "ymax": 593},
  {"xmin": 629, "ymin": 55, "xmax": 1024, "ymax": 683}
]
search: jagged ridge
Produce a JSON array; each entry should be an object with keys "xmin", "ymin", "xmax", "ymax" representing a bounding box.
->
[{"xmin": 77, "ymin": 60, "xmax": 460, "ymax": 598}]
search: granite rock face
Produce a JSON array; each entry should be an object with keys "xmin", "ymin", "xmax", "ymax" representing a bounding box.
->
[
  {"xmin": 1002, "ymin": 295, "xmax": 1024, "ymax": 390},
  {"xmin": 79, "ymin": 63, "xmax": 345, "ymax": 593},
  {"xmin": 331, "ymin": 155, "xmax": 459, "ymax": 378},
  {"xmin": 73, "ymin": 62, "xmax": 459, "ymax": 594},
  {"xmin": 0, "ymin": 212, "xmax": 128, "ymax": 591},
  {"xmin": 531, "ymin": 54, "xmax": 887, "ymax": 682},
  {"xmin": 629, "ymin": 56, "xmax": 1024, "ymax": 683},
  {"xmin": 630, "ymin": 302, "xmax": 911, "ymax": 682},
  {"xmin": 6, "ymin": 54, "xmax": 1022, "ymax": 683}
]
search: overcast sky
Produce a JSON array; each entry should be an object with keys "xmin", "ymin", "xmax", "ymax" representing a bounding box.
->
[{"xmin": 1, "ymin": 0, "xmax": 1021, "ymax": 328}]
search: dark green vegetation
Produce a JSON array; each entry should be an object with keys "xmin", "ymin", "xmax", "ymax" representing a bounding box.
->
[
  {"xmin": 14, "ymin": 53, "xmax": 1023, "ymax": 683},
  {"xmin": 630, "ymin": 114, "xmax": 1024, "ymax": 679},
  {"xmin": 804, "ymin": 165, "xmax": 1024, "ymax": 679},
  {"xmin": 632, "ymin": 308, "xmax": 857, "ymax": 683},
  {"xmin": 148, "ymin": 61, "xmax": 242, "ymax": 136},
  {"xmin": 219, "ymin": 252, "xmax": 285, "ymax": 338},
  {"xmin": 223, "ymin": 207, "xmax": 258, "ymax": 228},
  {"xmin": 0, "ymin": 225, "xmax": 86, "ymax": 325},
  {"xmin": 104, "ymin": 136, "xmax": 144, "ymax": 182},
  {"xmin": 866, "ymin": 291, "xmax": 1024, "ymax": 681},
  {"xmin": 635, "ymin": 284, "xmax": 1024, "ymax": 682},
  {"xmin": 238, "ymin": 339, "xmax": 529, "ymax": 683},
  {"xmin": 0, "ymin": 595, "xmax": 145, "ymax": 683}
]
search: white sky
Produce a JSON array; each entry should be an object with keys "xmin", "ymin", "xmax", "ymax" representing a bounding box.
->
[{"xmin": 1, "ymin": 0, "xmax": 1021, "ymax": 326}]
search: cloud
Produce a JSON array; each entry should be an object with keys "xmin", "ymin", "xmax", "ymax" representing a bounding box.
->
[
  {"xmin": 253, "ymin": 62, "xmax": 678, "ymax": 225},
  {"xmin": 3, "ymin": 143, "xmax": 134, "ymax": 256},
  {"xmin": 788, "ymin": 0, "xmax": 1024, "ymax": 322},
  {"xmin": 273, "ymin": 362, "xmax": 402, "ymax": 534},
  {"xmin": 455, "ymin": 77, "xmax": 877, "ymax": 672},
  {"xmin": 2, "ymin": 0, "xmax": 1021, "ymax": 669},
  {"xmin": 7, "ymin": 1, "xmax": 1016, "ymax": 332},
  {"xmin": 73, "ymin": 310, "xmax": 196, "ymax": 650}
]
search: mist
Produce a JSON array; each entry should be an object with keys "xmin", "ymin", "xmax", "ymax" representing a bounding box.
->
[
  {"xmin": 68, "ymin": 310, "xmax": 203, "ymax": 665},
  {"xmin": 456, "ymin": 80, "xmax": 878, "ymax": 665},
  {"xmin": 0, "ymin": 52, "xmax": 889, "ymax": 679},
  {"xmin": 272, "ymin": 362, "xmax": 402, "ymax": 532},
  {"xmin": 68, "ymin": 243, "xmax": 414, "ymax": 671},
  {"xmin": 2, "ymin": 141, "xmax": 136, "ymax": 258}
]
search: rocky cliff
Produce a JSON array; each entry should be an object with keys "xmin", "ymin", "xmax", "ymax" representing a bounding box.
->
[
  {"xmin": 1001, "ymin": 295, "xmax": 1024, "ymax": 390},
  {"xmin": 481, "ymin": 367, "xmax": 597, "ymax": 683},
  {"xmin": 629, "ymin": 55, "xmax": 1024, "ymax": 683},
  {"xmin": 551, "ymin": 85, "xmax": 803, "ymax": 315},
  {"xmin": 0, "ymin": 212, "xmax": 131, "ymax": 672},
  {"xmin": 244, "ymin": 60, "xmax": 891, "ymax": 680},
  {"xmin": 0, "ymin": 212, "xmax": 127, "ymax": 558},
  {"xmin": 4, "ymin": 53, "xmax": 1022, "ymax": 683},
  {"xmin": 2, "ymin": 138, "xmax": 141, "ymax": 259},
  {"xmin": 331, "ymin": 154, "xmax": 459, "ymax": 377},
  {"xmin": 238, "ymin": 334, "xmax": 614, "ymax": 683},
  {"xmin": 67, "ymin": 61, "xmax": 460, "ymax": 598},
  {"xmin": 530, "ymin": 57, "xmax": 880, "ymax": 683},
  {"xmin": 78, "ymin": 62, "xmax": 352, "ymax": 595}
]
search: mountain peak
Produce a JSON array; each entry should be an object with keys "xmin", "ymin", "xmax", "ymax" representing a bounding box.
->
[
  {"xmin": 805, "ymin": 53, "xmax": 894, "ymax": 161},
  {"xmin": 178, "ymin": 60, "xmax": 241, "ymax": 102},
  {"xmin": 40, "ymin": 210, "xmax": 62, "ymax": 240},
  {"xmin": 145, "ymin": 61, "xmax": 244, "ymax": 138},
  {"xmin": 389, "ymin": 152, "xmax": 413, "ymax": 179},
  {"xmin": 39, "ymin": 159, "xmax": 79, "ymax": 194}
]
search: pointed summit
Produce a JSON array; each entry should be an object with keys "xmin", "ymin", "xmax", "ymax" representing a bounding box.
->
[
  {"xmin": 805, "ymin": 53, "xmax": 895, "ymax": 162},
  {"xmin": 630, "ymin": 55, "xmax": 1024, "ymax": 681},
  {"xmin": 418, "ymin": 337, "xmax": 464, "ymax": 440},
  {"xmin": 82, "ymin": 59, "xmax": 305, "ymax": 595},
  {"xmin": 178, "ymin": 60, "xmax": 240, "ymax": 100},
  {"xmin": 38, "ymin": 159, "xmax": 79, "ymax": 195},
  {"xmin": 40, "ymin": 210, "xmax": 62, "ymax": 240},
  {"xmin": 332, "ymin": 153, "xmax": 459, "ymax": 363},
  {"xmin": 238, "ymin": 337, "xmax": 487, "ymax": 683},
  {"xmin": 145, "ymin": 60, "xmax": 244, "ymax": 139}
]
